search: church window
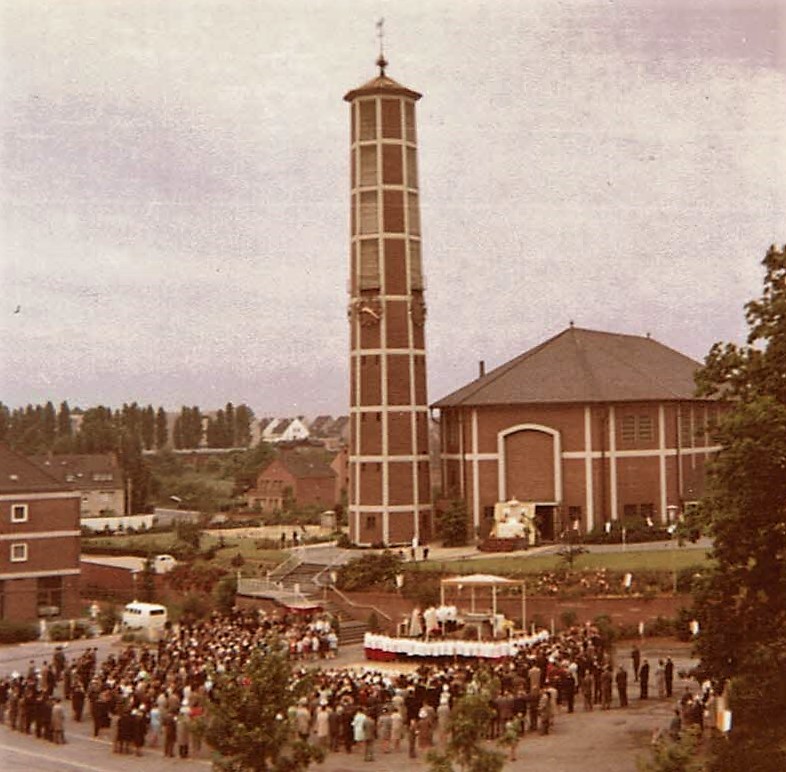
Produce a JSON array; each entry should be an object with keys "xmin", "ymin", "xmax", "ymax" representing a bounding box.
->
[
  {"xmin": 407, "ymin": 192, "xmax": 420, "ymax": 235},
  {"xmin": 359, "ymin": 100, "xmax": 376, "ymax": 141},
  {"xmin": 404, "ymin": 102, "xmax": 416, "ymax": 142},
  {"xmin": 359, "ymin": 240, "xmax": 380, "ymax": 289},
  {"xmin": 359, "ymin": 146, "xmax": 377, "ymax": 187},
  {"xmin": 359, "ymin": 192, "xmax": 378, "ymax": 234},
  {"xmin": 638, "ymin": 415, "xmax": 653, "ymax": 441},
  {"xmin": 407, "ymin": 147, "xmax": 418, "ymax": 189}
]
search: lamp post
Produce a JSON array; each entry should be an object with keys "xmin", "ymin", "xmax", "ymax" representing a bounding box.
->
[{"xmin": 667, "ymin": 523, "xmax": 678, "ymax": 593}]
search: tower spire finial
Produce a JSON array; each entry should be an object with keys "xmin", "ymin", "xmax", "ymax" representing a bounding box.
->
[{"xmin": 375, "ymin": 18, "xmax": 387, "ymax": 76}]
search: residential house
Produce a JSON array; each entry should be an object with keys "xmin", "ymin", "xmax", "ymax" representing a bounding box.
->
[
  {"xmin": 31, "ymin": 453, "xmax": 125, "ymax": 518},
  {"xmin": 246, "ymin": 452, "xmax": 337, "ymax": 513},
  {"xmin": 264, "ymin": 417, "xmax": 310, "ymax": 444}
]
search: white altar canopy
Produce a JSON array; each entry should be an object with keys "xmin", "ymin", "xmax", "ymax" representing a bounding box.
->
[{"xmin": 440, "ymin": 573, "xmax": 526, "ymax": 627}]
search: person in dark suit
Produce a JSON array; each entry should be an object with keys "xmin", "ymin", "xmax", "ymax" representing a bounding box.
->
[
  {"xmin": 664, "ymin": 657, "xmax": 674, "ymax": 698},
  {"xmin": 631, "ymin": 646, "xmax": 641, "ymax": 682},
  {"xmin": 639, "ymin": 659, "xmax": 650, "ymax": 699},
  {"xmin": 615, "ymin": 666, "xmax": 628, "ymax": 707}
]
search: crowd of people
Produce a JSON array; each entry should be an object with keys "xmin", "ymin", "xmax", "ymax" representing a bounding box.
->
[
  {"xmin": 0, "ymin": 609, "xmax": 713, "ymax": 763},
  {"xmin": 0, "ymin": 608, "xmax": 339, "ymax": 758}
]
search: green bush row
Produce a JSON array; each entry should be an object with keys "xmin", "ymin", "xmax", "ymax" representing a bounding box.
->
[{"xmin": 0, "ymin": 620, "xmax": 39, "ymax": 643}]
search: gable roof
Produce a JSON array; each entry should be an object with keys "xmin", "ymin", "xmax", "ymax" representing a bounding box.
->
[
  {"xmin": 30, "ymin": 454, "xmax": 121, "ymax": 489},
  {"xmin": 0, "ymin": 444, "xmax": 72, "ymax": 494},
  {"xmin": 308, "ymin": 415, "xmax": 334, "ymax": 437},
  {"xmin": 263, "ymin": 452, "xmax": 336, "ymax": 481},
  {"xmin": 434, "ymin": 327, "xmax": 711, "ymax": 408},
  {"xmin": 271, "ymin": 418, "xmax": 293, "ymax": 436}
]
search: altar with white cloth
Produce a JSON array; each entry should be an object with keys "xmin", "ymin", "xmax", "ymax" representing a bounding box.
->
[{"xmin": 364, "ymin": 629, "xmax": 549, "ymax": 661}]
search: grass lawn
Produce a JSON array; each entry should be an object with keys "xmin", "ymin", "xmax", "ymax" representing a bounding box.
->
[{"xmin": 405, "ymin": 547, "xmax": 713, "ymax": 577}]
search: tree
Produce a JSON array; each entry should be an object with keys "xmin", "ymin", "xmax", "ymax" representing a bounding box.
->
[
  {"xmin": 427, "ymin": 692, "xmax": 505, "ymax": 772},
  {"xmin": 225, "ymin": 402, "xmax": 235, "ymax": 447},
  {"xmin": 0, "ymin": 402, "xmax": 9, "ymax": 442},
  {"xmin": 118, "ymin": 430, "xmax": 150, "ymax": 514},
  {"xmin": 205, "ymin": 645, "xmax": 323, "ymax": 772},
  {"xmin": 234, "ymin": 404, "xmax": 254, "ymax": 447},
  {"xmin": 139, "ymin": 555, "xmax": 157, "ymax": 602},
  {"xmin": 57, "ymin": 401, "xmax": 72, "ymax": 438},
  {"xmin": 214, "ymin": 574, "xmax": 238, "ymax": 615},
  {"xmin": 556, "ymin": 528, "xmax": 589, "ymax": 571},
  {"xmin": 42, "ymin": 401, "xmax": 56, "ymax": 445},
  {"xmin": 155, "ymin": 407, "xmax": 168, "ymax": 449},
  {"xmin": 438, "ymin": 500, "xmax": 470, "ymax": 547},
  {"xmin": 141, "ymin": 405, "xmax": 156, "ymax": 450},
  {"xmin": 685, "ymin": 244, "xmax": 786, "ymax": 772}
]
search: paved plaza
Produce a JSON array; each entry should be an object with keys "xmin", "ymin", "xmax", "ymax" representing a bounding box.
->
[{"xmin": 0, "ymin": 635, "xmax": 696, "ymax": 771}]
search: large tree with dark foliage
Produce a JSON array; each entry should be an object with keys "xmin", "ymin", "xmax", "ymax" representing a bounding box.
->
[
  {"xmin": 205, "ymin": 645, "xmax": 323, "ymax": 772},
  {"xmin": 687, "ymin": 244, "xmax": 786, "ymax": 772}
]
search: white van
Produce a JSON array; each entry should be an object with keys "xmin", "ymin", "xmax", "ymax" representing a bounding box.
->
[{"xmin": 122, "ymin": 601, "xmax": 168, "ymax": 634}]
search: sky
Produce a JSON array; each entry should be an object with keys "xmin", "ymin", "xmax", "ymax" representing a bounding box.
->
[{"xmin": 1, "ymin": 0, "xmax": 784, "ymax": 417}]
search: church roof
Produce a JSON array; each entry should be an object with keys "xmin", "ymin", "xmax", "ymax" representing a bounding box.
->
[
  {"xmin": 344, "ymin": 73, "xmax": 421, "ymax": 102},
  {"xmin": 433, "ymin": 327, "xmax": 712, "ymax": 408}
]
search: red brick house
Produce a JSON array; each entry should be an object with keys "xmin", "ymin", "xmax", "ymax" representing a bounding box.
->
[
  {"xmin": 0, "ymin": 444, "xmax": 81, "ymax": 622},
  {"xmin": 247, "ymin": 452, "xmax": 338, "ymax": 513},
  {"xmin": 434, "ymin": 327, "xmax": 725, "ymax": 540}
]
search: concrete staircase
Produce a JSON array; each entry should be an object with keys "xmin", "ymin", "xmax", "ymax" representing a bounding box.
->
[{"xmin": 253, "ymin": 548, "xmax": 373, "ymax": 646}]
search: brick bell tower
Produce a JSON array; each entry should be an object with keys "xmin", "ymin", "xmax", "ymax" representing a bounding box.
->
[{"xmin": 344, "ymin": 48, "xmax": 431, "ymax": 546}]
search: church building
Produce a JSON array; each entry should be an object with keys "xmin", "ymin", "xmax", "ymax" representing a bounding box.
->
[{"xmin": 434, "ymin": 326, "xmax": 724, "ymax": 540}]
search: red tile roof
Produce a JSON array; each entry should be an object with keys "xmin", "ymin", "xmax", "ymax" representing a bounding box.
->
[
  {"xmin": 434, "ymin": 327, "xmax": 712, "ymax": 408},
  {"xmin": 30, "ymin": 454, "xmax": 120, "ymax": 490},
  {"xmin": 0, "ymin": 444, "xmax": 70, "ymax": 494}
]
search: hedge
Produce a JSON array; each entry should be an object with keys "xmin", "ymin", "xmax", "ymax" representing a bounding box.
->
[{"xmin": 0, "ymin": 620, "xmax": 39, "ymax": 644}]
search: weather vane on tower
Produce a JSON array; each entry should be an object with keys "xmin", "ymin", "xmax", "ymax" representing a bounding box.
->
[{"xmin": 376, "ymin": 18, "xmax": 387, "ymax": 76}]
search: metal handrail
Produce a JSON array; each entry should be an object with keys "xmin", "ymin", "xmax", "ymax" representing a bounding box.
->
[
  {"xmin": 269, "ymin": 547, "xmax": 305, "ymax": 581},
  {"xmin": 328, "ymin": 584, "xmax": 393, "ymax": 622},
  {"xmin": 237, "ymin": 577, "xmax": 309, "ymax": 605},
  {"xmin": 312, "ymin": 548, "xmax": 351, "ymax": 588}
]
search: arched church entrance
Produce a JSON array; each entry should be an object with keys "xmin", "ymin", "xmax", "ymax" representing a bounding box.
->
[{"xmin": 501, "ymin": 426, "xmax": 560, "ymax": 541}]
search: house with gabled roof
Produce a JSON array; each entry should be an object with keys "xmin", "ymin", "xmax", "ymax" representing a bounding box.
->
[
  {"xmin": 264, "ymin": 417, "xmax": 310, "ymax": 444},
  {"xmin": 30, "ymin": 453, "xmax": 125, "ymax": 518},
  {"xmin": 434, "ymin": 326, "xmax": 726, "ymax": 540},
  {"xmin": 246, "ymin": 450, "xmax": 338, "ymax": 513}
]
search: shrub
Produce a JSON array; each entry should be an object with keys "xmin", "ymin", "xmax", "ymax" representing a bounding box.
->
[
  {"xmin": 438, "ymin": 500, "xmax": 470, "ymax": 547},
  {"xmin": 214, "ymin": 574, "xmax": 238, "ymax": 615},
  {"xmin": 336, "ymin": 550, "xmax": 403, "ymax": 591},
  {"xmin": 560, "ymin": 609, "xmax": 579, "ymax": 629},
  {"xmin": 49, "ymin": 622, "xmax": 72, "ymax": 641},
  {"xmin": 593, "ymin": 614, "xmax": 617, "ymax": 645},
  {"xmin": 179, "ymin": 592, "xmax": 211, "ymax": 623},
  {"xmin": 0, "ymin": 621, "xmax": 39, "ymax": 644},
  {"xmin": 48, "ymin": 620, "xmax": 93, "ymax": 641},
  {"xmin": 402, "ymin": 575, "xmax": 441, "ymax": 608},
  {"xmin": 336, "ymin": 532, "xmax": 353, "ymax": 549},
  {"xmin": 98, "ymin": 606, "xmax": 120, "ymax": 635}
]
